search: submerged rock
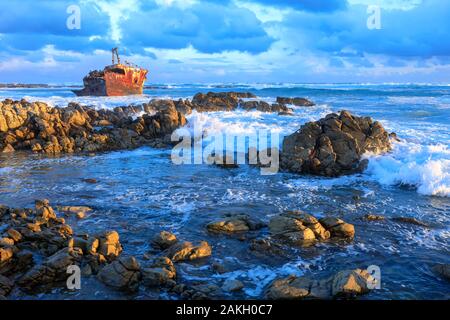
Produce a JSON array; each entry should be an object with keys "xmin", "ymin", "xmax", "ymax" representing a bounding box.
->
[
  {"xmin": 222, "ymin": 279, "xmax": 244, "ymax": 292},
  {"xmin": 281, "ymin": 111, "xmax": 391, "ymax": 176},
  {"xmin": 267, "ymin": 268, "xmax": 375, "ymax": 299},
  {"xmin": 391, "ymin": 217, "xmax": 429, "ymax": 228},
  {"xmin": 363, "ymin": 214, "xmax": 385, "ymax": 221},
  {"xmin": 432, "ymin": 264, "xmax": 450, "ymax": 281}
]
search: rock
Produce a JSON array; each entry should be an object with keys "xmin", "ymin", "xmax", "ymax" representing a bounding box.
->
[
  {"xmin": 0, "ymin": 247, "xmax": 13, "ymax": 264},
  {"xmin": 331, "ymin": 269, "xmax": 374, "ymax": 297},
  {"xmin": 281, "ymin": 111, "xmax": 391, "ymax": 176},
  {"xmin": 268, "ymin": 212, "xmax": 354, "ymax": 246},
  {"xmin": 76, "ymin": 212, "xmax": 85, "ymax": 219},
  {"xmin": 268, "ymin": 268, "xmax": 375, "ymax": 299},
  {"xmin": 363, "ymin": 214, "xmax": 385, "ymax": 221},
  {"xmin": 174, "ymin": 99, "xmax": 193, "ymax": 115},
  {"xmin": 166, "ymin": 241, "xmax": 212, "ymax": 262},
  {"xmin": 222, "ymin": 279, "xmax": 244, "ymax": 292},
  {"xmin": 1, "ymin": 144, "xmax": 14, "ymax": 153},
  {"xmin": 18, "ymin": 247, "xmax": 82, "ymax": 290},
  {"xmin": 68, "ymin": 236, "xmax": 99, "ymax": 255},
  {"xmin": 97, "ymin": 230, "xmax": 123, "ymax": 260},
  {"xmin": 284, "ymin": 211, "xmax": 330, "ymax": 240},
  {"xmin": 208, "ymin": 219, "xmax": 249, "ymax": 233},
  {"xmin": 0, "ymin": 238, "xmax": 14, "ymax": 247},
  {"xmin": 249, "ymin": 238, "xmax": 286, "ymax": 257},
  {"xmin": 432, "ymin": 264, "xmax": 450, "ymax": 281},
  {"xmin": 57, "ymin": 205, "xmax": 93, "ymax": 215},
  {"xmin": 207, "ymin": 215, "xmax": 265, "ymax": 234},
  {"xmin": 276, "ymin": 97, "xmax": 315, "ymax": 107},
  {"xmin": 81, "ymin": 178, "xmax": 97, "ymax": 184},
  {"xmin": 151, "ymin": 231, "xmax": 177, "ymax": 250},
  {"xmin": 180, "ymin": 283, "xmax": 222, "ymax": 300},
  {"xmin": 35, "ymin": 199, "xmax": 57, "ymax": 222},
  {"xmin": 268, "ymin": 214, "xmax": 316, "ymax": 246},
  {"xmin": 0, "ymin": 99, "xmax": 186, "ymax": 155},
  {"xmin": 142, "ymin": 257, "xmax": 176, "ymax": 287},
  {"xmin": 319, "ymin": 217, "xmax": 355, "ymax": 239},
  {"xmin": 267, "ymin": 276, "xmax": 310, "ymax": 299},
  {"xmin": 97, "ymin": 256, "xmax": 141, "ymax": 292},
  {"xmin": 0, "ymin": 275, "xmax": 13, "ymax": 297},
  {"xmin": 391, "ymin": 217, "xmax": 429, "ymax": 228},
  {"xmin": 7, "ymin": 229, "xmax": 22, "ymax": 242},
  {"xmin": 192, "ymin": 92, "xmax": 256, "ymax": 112},
  {"xmin": 0, "ymin": 249, "xmax": 33, "ymax": 275}
]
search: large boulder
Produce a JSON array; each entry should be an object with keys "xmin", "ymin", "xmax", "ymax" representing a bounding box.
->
[
  {"xmin": 97, "ymin": 230, "xmax": 123, "ymax": 261},
  {"xmin": 281, "ymin": 111, "xmax": 391, "ymax": 176},
  {"xmin": 319, "ymin": 217, "xmax": 355, "ymax": 239},
  {"xmin": 142, "ymin": 256, "xmax": 176, "ymax": 287},
  {"xmin": 268, "ymin": 211, "xmax": 354, "ymax": 246},
  {"xmin": 97, "ymin": 256, "xmax": 141, "ymax": 292},
  {"xmin": 165, "ymin": 241, "xmax": 212, "ymax": 262},
  {"xmin": 18, "ymin": 247, "xmax": 82, "ymax": 290}
]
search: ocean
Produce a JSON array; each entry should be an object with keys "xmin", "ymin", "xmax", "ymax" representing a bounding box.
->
[{"xmin": 0, "ymin": 83, "xmax": 449, "ymax": 299}]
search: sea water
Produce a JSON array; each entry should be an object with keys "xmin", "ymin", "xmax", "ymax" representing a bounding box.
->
[{"xmin": 0, "ymin": 83, "xmax": 448, "ymax": 299}]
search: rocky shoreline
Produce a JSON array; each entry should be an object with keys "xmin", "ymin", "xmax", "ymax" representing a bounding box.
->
[
  {"xmin": 1, "ymin": 92, "xmax": 448, "ymax": 300},
  {"xmin": 1, "ymin": 92, "xmax": 394, "ymax": 177},
  {"xmin": 0, "ymin": 200, "xmax": 374, "ymax": 300},
  {"xmin": 0, "ymin": 92, "xmax": 316, "ymax": 154}
]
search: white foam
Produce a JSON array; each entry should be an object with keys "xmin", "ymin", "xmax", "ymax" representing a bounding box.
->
[{"xmin": 364, "ymin": 141, "xmax": 450, "ymax": 197}]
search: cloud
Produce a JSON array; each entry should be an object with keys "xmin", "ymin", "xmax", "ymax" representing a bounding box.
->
[
  {"xmin": 253, "ymin": 0, "xmax": 347, "ymax": 12},
  {"xmin": 0, "ymin": 0, "xmax": 449, "ymax": 83}
]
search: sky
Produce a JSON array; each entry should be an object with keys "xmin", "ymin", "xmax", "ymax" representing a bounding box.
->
[{"xmin": 0, "ymin": 0, "xmax": 449, "ymax": 84}]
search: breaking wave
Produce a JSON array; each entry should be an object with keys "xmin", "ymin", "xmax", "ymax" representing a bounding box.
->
[{"xmin": 365, "ymin": 141, "xmax": 450, "ymax": 197}]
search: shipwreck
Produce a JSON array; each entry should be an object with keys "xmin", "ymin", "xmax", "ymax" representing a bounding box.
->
[{"xmin": 73, "ymin": 48, "xmax": 148, "ymax": 96}]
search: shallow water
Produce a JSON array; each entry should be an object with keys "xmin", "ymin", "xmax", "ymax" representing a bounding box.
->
[{"xmin": 0, "ymin": 83, "xmax": 449, "ymax": 299}]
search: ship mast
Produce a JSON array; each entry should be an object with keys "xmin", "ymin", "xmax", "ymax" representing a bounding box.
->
[{"xmin": 112, "ymin": 47, "xmax": 121, "ymax": 65}]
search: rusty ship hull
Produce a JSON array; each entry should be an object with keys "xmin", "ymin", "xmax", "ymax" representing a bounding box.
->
[{"xmin": 73, "ymin": 64, "xmax": 148, "ymax": 97}]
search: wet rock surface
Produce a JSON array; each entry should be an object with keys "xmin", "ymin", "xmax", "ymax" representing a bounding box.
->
[
  {"xmin": 165, "ymin": 241, "xmax": 212, "ymax": 262},
  {"xmin": 267, "ymin": 268, "xmax": 376, "ymax": 299},
  {"xmin": 432, "ymin": 264, "xmax": 450, "ymax": 281},
  {"xmin": 0, "ymin": 99, "xmax": 186, "ymax": 154},
  {"xmin": 281, "ymin": 110, "xmax": 392, "ymax": 176},
  {"xmin": 276, "ymin": 97, "xmax": 315, "ymax": 107},
  {"xmin": 97, "ymin": 256, "xmax": 141, "ymax": 292},
  {"xmin": 0, "ymin": 93, "xmax": 316, "ymax": 155},
  {"xmin": 267, "ymin": 211, "xmax": 354, "ymax": 247},
  {"xmin": 191, "ymin": 92, "xmax": 256, "ymax": 112},
  {"xmin": 207, "ymin": 215, "xmax": 265, "ymax": 234}
]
